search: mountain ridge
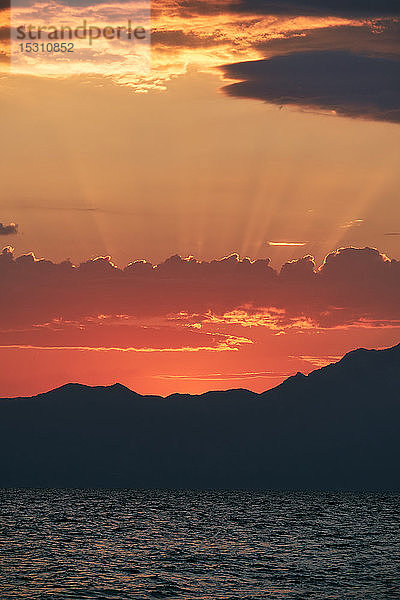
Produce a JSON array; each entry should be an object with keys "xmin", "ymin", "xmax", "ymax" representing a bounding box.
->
[
  {"xmin": 0, "ymin": 342, "xmax": 399, "ymax": 490},
  {"xmin": 4, "ymin": 342, "xmax": 399, "ymax": 401}
]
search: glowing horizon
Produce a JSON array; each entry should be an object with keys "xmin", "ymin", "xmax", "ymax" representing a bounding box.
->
[{"xmin": 0, "ymin": 0, "xmax": 399, "ymax": 397}]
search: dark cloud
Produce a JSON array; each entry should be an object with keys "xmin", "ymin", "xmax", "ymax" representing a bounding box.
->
[
  {"xmin": 165, "ymin": 0, "xmax": 399, "ymax": 18},
  {"xmin": 228, "ymin": 0, "xmax": 399, "ymax": 17},
  {"xmin": 0, "ymin": 222, "xmax": 17, "ymax": 235},
  {"xmin": 0, "ymin": 246, "xmax": 399, "ymax": 335},
  {"xmin": 256, "ymin": 21, "xmax": 400, "ymax": 60},
  {"xmin": 221, "ymin": 51, "xmax": 400, "ymax": 123}
]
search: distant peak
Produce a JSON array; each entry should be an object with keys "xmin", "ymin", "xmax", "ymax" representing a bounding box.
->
[
  {"xmin": 288, "ymin": 371, "xmax": 307, "ymax": 381},
  {"xmin": 339, "ymin": 347, "xmax": 369, "ymax": 361},
  {"xmin": 108, "ymin": 383, "xmax": 132, "ymax": 392},
  {"xmin": 263, "ymin": 370, "xmax": 306, "ymax": 396},
  {"xmin": 40, "ymin": 382, "xmax": 134, "ymax": 398},
  {"xmin": 51, "ymin": 383, "xmax": 91, "ymax": 392},
  {"xmin": 339, "ymin": 342, "xmax": 400, "ymax": 365}
]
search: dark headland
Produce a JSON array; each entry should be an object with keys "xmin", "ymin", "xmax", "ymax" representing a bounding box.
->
[{"xmin": 0, "ymin": 344, "xmax": 399, "ymax": 490}]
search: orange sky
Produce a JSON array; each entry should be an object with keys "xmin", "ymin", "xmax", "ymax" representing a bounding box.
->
[{"xmin": 0, "ymin": 0, "xmax": 399, "ymax": 396}]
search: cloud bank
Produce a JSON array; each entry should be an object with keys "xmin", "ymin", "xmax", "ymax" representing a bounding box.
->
[
  {"xmin": 221, "ymin": 51, "xmax": 400, "ymax": 123},
  {"xmin": 0, "ymin": 246, "xmax": 399, "ymax": 342}
]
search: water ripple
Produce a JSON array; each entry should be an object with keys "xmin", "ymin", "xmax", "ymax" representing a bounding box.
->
[{"xmin": 0, "ymin": 490, "xmax": 399, "ymax": 599}]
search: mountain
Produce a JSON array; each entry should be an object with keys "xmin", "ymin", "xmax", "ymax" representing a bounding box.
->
[{"xmin": 0, "ymin": 344, "xmax": 399, "ymax": 489}]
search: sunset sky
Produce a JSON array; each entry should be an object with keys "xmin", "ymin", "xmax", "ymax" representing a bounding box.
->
[{"xmin": 0, "ymin": 0, "xmax": 399, "ymax": 397}]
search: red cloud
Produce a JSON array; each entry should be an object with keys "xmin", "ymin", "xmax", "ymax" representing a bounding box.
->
[{"xmin": 1, "ymin": 247, "xmax": 399, "ymax": 340}]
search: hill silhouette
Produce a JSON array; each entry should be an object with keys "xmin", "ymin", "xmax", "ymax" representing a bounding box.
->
[{"xmin": 0, "ymin": 344, "xmax": 399, "ymax": 489}]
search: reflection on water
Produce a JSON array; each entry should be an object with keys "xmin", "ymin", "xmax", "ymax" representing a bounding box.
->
[{"xmin": 1, "ymin": 489, "xmax": 399, "ymax": 599}]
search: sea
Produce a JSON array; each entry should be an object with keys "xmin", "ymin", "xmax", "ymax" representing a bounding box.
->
[{"xmin": 1, "ymin": 489, "xmax": 399, "ymax": 599}]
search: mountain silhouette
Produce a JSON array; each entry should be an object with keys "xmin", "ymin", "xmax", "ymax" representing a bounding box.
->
[{"xmin": 0, "ymin": 343, "xmax": 399, "ymax": 489}]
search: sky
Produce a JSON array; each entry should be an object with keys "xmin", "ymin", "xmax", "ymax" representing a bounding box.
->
[{"xmin": 0, "ymin": 0, "xmax": 399, "ymax": 397}]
